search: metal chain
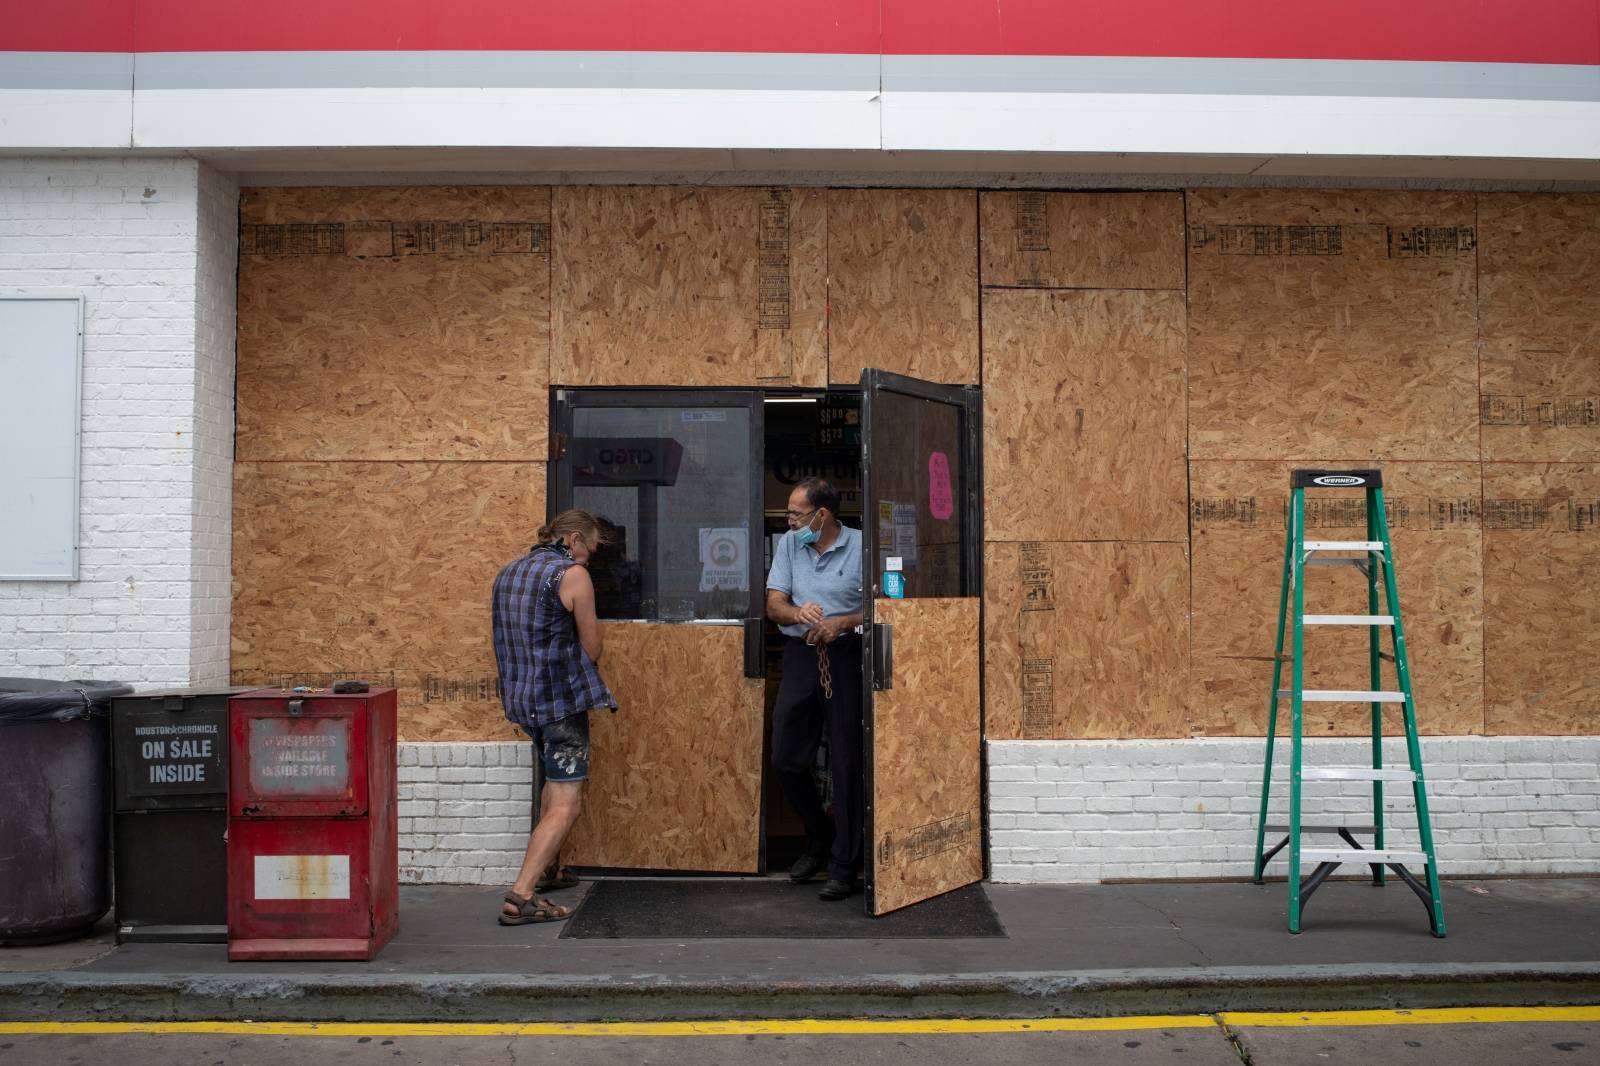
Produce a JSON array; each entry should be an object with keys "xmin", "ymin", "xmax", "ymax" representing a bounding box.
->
[{"xmin": 816, "ymin": 641, "xmax": 833, "ymax": 701}]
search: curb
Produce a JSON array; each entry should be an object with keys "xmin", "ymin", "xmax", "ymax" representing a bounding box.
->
[{"xmin": 3, "ymin": 963, "xmax": 1599, "ymax": 1022}]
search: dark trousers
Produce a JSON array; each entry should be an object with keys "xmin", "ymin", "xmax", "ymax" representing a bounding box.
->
[{"xmin": 771, "ymin": 634, "xmax": 864, "ymax": 882}]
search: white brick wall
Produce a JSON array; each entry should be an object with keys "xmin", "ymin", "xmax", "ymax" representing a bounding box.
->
[
  {"xmin": 988, "ymin": 737, "xmax": 1600, "ymax": 883},
  {"xmin": 395, "ymin": 736, "xmax": 1600, "ymax": 884},
  {"xmin": 398, "ymin": 743, "xmax": 536, "ymax": 885},
  {"xmin": 0, "ymin": 156, "xmax": 237, "ymax": 687},
  {"xmin": 190, "ymin": 163, "xmax": 238, "ymax": 685}
]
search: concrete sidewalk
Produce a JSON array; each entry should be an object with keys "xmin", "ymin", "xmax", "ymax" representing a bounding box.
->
[{"xmin": 3, "ymin": 877, "xmax": 1598, "ymax": 1021}]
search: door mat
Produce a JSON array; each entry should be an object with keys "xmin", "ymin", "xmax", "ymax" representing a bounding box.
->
[{"xmin": 560, "ymin": 879, "xmax": 1006, "ymax": 939}]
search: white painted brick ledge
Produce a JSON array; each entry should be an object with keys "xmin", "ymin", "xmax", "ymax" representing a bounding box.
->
[
  {"xmin": 988, "ymin": 737, "xmax": 1600, "ymax": 884},
  {"xmin": 398, "ymin": 742, "xmax": 536, "ymax": 885},
  {"xmin": 392, "ymin": 736, "xmax": 1600, "ymax": 885}
]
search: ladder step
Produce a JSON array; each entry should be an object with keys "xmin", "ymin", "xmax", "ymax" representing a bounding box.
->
[
  {"xmin": 1300, "ymin": 848, "xmax": 1428, "ymax": 866},
  {"xmin": 1304, "ymin": 557, "xmax": 1370, "ymax": 570},
  {"xmin": 1278, "ymin": 689, "xmax": 1408, "ymax": 703},
  {"xmin": 1303, "ymin": 614, "xmax": 1394, "ymax": 626},
  {"xmin": 1303, "ymin": 766, "xmax": 1417, "ymax": 782},
  {"xmin": 1265, "ymin": 824, "xmax": 1378, "ymax": 834},
  {"xmin": 1303, "ymin": 540, "xmax": 1386, "ymax": 553}
]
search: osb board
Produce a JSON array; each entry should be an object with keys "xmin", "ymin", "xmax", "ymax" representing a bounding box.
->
[
  {"xmin": 982, "ymin": 289, "xmax": 1188, "ymax": 542},
  {"xmin": 979, "ymin": 191, "xmax": 1186, "ymax": 290},
  {"xmin": 230, "ymin": 461, "xmax": 545, "ymax": 742},
  {"xmin": 237, "ymin": 186, "xmax": 551, "ymax": 462},
  {"xmin": 563, "ymin": 623, "xmax": 764, "ymax": 873},
  {"xmin": 551, "ymin": 186, "xmax": 826, "ymax": 386},
  {"xmin": 1478, "ymin": 194, "xmax": 1600, "ymax": 462},
  {"xmin": 828, "ymin": 189, "xmax": 980, "ymax": 385},
  {"xmin": 870, "ymin": 597, "xmax": 983, "ymax": 915},
  {"xmin": 1483, "ymin": 463, "xmax": 1600, "ymax": 734},
  {"xmin": 1189, "ymin": 461, "xmax": 1484, "ymax": 738},
  {"xmin": 984, "ymin": 541, "xmax": 1190, "ymax": 741},
  {"xmin": 1186, "ymin": 189, "xmax": 1479, "ymax": 461}
]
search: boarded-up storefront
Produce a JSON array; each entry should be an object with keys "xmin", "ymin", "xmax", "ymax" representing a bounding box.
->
[{"xmin": 232, "ymin": 185, "xmax": 1600, "ymax": 901}]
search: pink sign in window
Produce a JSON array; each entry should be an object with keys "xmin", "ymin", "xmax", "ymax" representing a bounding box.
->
[{"xmin": 928, "ymin": 451, "xmax": 954, "ymax": 520}]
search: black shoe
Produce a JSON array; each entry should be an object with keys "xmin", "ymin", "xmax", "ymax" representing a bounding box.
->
[
  {"xmin": 789, "ymin": 852, "xmax": 828, "ymax": 884},
  {"xmin": 818, "ymin": 878, "xmax": 856, "ymax": 901}
]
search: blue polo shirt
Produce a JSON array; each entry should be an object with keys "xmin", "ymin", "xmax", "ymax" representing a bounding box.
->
[{"xmin": 766, "ymin": 524, "xmax": 864, "ymax": 639}]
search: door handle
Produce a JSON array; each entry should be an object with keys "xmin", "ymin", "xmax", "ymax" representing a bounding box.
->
[
  {"xmin": 743, "ymin": 618, "xmax": 766, "ymax": 679},
  {"xmin": 872, "ymin": 622, "xmax": 893, "ymax": 690}
]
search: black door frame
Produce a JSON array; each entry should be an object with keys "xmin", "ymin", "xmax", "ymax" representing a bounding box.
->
[
  {"xmin": 859, "ymin": 368, "xmax": 984, "ymax": 914},
  {"xmin": 542, "ymin": 387, "xmax": 768, "ymax": 870},
  {"xmin": 544, "ymin": 380, "xmax": 986, "ymax": 896},
  {"xmin": 549, "ymin": 386, "xmax": 768, "ymax": 647}
]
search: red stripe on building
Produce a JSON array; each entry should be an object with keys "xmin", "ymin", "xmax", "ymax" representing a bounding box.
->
[
  {"xmin": 134, "ymin": 0, "xmax": 882, "ymax": 54},
  {"xmin": 3, "ymin": 0, "xmax": 136, "ymax": 52},
  {"xmin": 4, "ymin": 0, "xmax": 1597, "ymax": 65},
  {"xmin": 884, "ymin": 0, "xmax": 1600, "ymax": 65}
]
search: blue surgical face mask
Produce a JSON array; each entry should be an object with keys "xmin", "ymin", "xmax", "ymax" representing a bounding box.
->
[{"xmin": 793, "ymin": 512, "xmax": 822, "ymax": 547}]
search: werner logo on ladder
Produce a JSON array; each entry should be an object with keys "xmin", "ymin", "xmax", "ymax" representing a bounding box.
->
[{"xmin": 1251, "ymin": 469, "xmax": 1447, "ymax": 937}]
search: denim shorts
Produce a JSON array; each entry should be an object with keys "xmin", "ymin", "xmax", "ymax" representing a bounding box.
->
[{"xmin": 522, "ymin": 712, "xmax": 590, "ymax": 783}]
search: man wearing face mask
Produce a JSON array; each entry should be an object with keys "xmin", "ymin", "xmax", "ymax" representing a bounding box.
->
[{"xmin": 765, "ymin": 476, "xmax": 865, "ymax": 901}]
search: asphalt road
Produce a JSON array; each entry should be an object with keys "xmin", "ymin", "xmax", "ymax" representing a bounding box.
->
[{"xmin": 1, "ymin": 1016, "xmax": 1596, "ymax": 1066}]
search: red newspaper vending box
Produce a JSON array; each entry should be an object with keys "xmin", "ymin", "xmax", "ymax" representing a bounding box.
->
[{"xmin": 227, "ymin": 686, "xmax": 398, "ymax": 961}]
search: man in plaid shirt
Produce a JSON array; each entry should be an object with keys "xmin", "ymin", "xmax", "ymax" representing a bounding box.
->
[{"xmin": 492, "ymin": 510, "xmax": 617, "ymax": 925}]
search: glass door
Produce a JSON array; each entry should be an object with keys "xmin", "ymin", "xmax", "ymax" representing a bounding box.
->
[
  {"xmin": 860, "ymin": 370, "xmax": 984, "ymax": 915},
  {"xmin": 550, "ymin": 389, "xmax": 765, "ymax": 873}
]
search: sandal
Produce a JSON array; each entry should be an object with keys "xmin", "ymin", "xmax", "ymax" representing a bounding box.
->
[
  {"xmin": 536, "ymin": 864, "xmax": 581, "ymax": 892},
  {"xmin": 498, "ymin": 890, "xmax": 572, "ymax": 925}
]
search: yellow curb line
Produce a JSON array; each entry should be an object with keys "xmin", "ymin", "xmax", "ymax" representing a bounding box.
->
[
  {"xmin": 0, "ymin": 1006, "xmax": 1597, "ymax": 1037},
  {"xmin": 1219, "ymin": 1006, "xmax": 1600, "ymax": 1028},
  {"xmin": 0, "ymin": 1017, "xmax": 1211, "ymax": 1036}
]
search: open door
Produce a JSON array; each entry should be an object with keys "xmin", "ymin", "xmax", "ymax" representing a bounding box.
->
[
  {"xmin": 550, "ymin": 390, "xmax": 766, "ymax": 873},
  {"xmin": 860, "ymin": 370, "xmax": 983, "ymax": 915}
]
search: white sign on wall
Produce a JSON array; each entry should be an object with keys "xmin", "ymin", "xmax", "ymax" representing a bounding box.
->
[{"xmin": 0, "ymin": 296, "xmax": 82, "ymax": 580}]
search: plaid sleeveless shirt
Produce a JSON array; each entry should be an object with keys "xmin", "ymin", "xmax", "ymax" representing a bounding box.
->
[{"xmin": 492, "ymin": 546, "xmax": 618, "ymax": 728}]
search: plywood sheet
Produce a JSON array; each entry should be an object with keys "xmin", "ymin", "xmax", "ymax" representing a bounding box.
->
[
  {"xmin": 1478, "ymin": 194, "xmax": 1600, "ymax": 462},
  {"xmin": 983, "ymin": 541, "xmax": 1190, "ymax": 741},
  {"xmin": 870, "ymin": 597, "xmax": 983, "ymax": 915},
  {"xmin": 551, "ymin": 186, "xmax": 826, "ymax": 386},
  {"xmin": 1483, "ymin": 463, "xmax": 1600, "ymax": 734},
  {"xmin": 1186, "ymin": 189, "xmax": 1479, "ymax": 461},
  {"xmin": 829, "ymin": 189, "xmax": 979, "ymax": 385},
  {"xmin": 237, "ymin": 187, "xmax": 551, "ymax": 462},
  {"xmin": 982, "ymin": 289, "xmax": 1187, "ymax": 542},
  {"xmin": 1189, "ymin": 461, "xmax": 1484, "ymax": 738},
  {"xmin": 230, "ymin": 461, "xmax": 546, "ymax": 741},
  {"xmin": 980, "ymin": 191, "xmax": 1185, "ymax": 290},
  {"xmin": 563, "ymin": 622, "xmax": 764, "ymax": 873}
]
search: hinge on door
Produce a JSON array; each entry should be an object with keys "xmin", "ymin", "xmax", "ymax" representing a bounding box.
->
[{"xmin": 550, "ymin": 432, "xmax": 567, "ymax": 462}]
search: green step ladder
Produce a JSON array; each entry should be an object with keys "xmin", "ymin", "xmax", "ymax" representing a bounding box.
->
[{"xmin": 1251, "ymin": 469, "xmax": 1446, "ymax": 937}]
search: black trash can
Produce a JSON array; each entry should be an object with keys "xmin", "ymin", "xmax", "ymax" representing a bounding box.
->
[
  {"xmin": 0, "ymin": 677, "xmax": 132, "ymax": 945},
  {"xmin": 110, "ymin": 687, "xmax": 247, "ymax": 943}
]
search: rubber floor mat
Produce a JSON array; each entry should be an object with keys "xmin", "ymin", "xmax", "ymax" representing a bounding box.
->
[{"xmin": 560, "ymin": 879, "xmax": 1006, "ymax": 939}]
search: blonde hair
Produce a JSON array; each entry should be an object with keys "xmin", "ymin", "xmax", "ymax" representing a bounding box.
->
[{"xmin": 536, "ymin": 509, "xmax": 611, "ymax": 548}]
